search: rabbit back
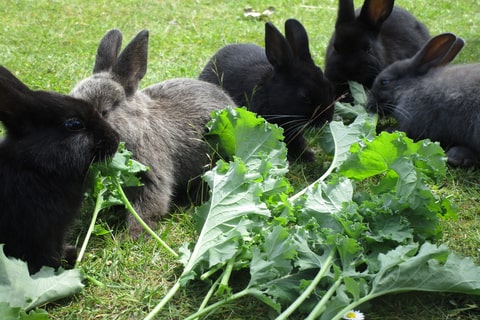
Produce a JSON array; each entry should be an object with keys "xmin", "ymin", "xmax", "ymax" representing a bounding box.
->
[
  {"xmin": 390, "ymin": 65, "xmax": 480, "ymax": 160},
  {"xmin": 142, "ymin": 78, "xmax": 235, "ymax": 199},
  {"xmin": 199, "ymin": 44, "xmax": 272, "ymax": 108}
]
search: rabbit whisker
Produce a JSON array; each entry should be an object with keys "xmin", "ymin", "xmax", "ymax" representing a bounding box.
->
[
  {"xmin": 309, "ymin": 101, "xmax": 335, "ymax": 126},
  {"xmin": 263, "ymin": 114, "xmax": 308, "ymax": 122},
  {"xmin": 283, "ymin": 121, "xmax": 310, "ymax": 144},
  {"xmin": 392, "ymin": 104, "xmax": 413, "ymax": 121},
  {"xmin": 378, "ymin": 102, "xmax": 411, "ymax": 121}
]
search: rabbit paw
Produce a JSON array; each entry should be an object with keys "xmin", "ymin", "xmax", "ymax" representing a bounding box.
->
[{"xmin": 446, "ymin": 146, "xmax": 478, "ymax": 168}]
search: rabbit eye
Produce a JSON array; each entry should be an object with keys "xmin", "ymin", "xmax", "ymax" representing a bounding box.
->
[
  {"xmin": 112, "ymin": 99, "xmax": 121, "ymax": 108},
  {"xmin": 380, "ymin": 79, "xmax": 391, "ymax": 86},
  {"xmin": 64, "ymin": 118, "xmax": 86, "ymax": 131}
]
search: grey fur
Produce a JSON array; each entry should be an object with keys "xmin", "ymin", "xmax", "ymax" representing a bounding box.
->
[
  {"xmin": 71, "ymin": 29, "xmax": 235, "ymax": 236},
  {"xmin": 367, "ymin": 33, "xmax": 480, "ymax": 167}
]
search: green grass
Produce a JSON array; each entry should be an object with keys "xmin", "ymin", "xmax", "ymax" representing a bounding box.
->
[{"xmin": 1, "ymin": 0, "xmax": 480, "ymax": 319}]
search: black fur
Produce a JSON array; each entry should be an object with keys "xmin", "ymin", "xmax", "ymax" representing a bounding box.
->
[
  {"xmin": 0, "ymin": 66, "xmax": 119, "ymax": 273},
  {"xmin": 199, "ymin": 19, "xmax": 334, "ymax": 162},
  {"xmin": 325, "ymin": 0, "xmax": 430, "ymax": 99}
]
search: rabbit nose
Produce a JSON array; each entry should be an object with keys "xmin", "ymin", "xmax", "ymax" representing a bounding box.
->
[{"xmin": 95, "ymin": 131, "xmax": 120, "ymax": 159}]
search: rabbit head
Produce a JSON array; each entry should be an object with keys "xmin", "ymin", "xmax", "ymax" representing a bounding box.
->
[
  {"xmin": 367, "ymin": 33, "xmax": 465, "ymax": 117},
  {"xmin": 262, "ymin": 19, "xmax": 334, "ymax": 129},
  {"xmin": 325, "ymin": 0, "xmax": 430, "ymax": 98},
  {"xmin": 0, "ymin": 65, "xmax": 119, "ymax": 273},
  {"xmin": 71, "ymin": 29, "xmax": 149, "ymax": 117},
  {"xmin": 0, "ymin": 66, "xmax": 119, "ymax": 176}
]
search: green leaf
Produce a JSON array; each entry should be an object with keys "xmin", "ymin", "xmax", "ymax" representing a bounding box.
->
[
  {"xmin": 206, "ymin": 107, "xmax": 287, "ymax": 168},
  {"xmin": 349, "ymin": 81, "xmax": 367, "ymax": 106},
  {"xmin": 296, "ymin": 112, "xmax": 377, "ymax": 203},
  {"xmin": 302, "ymin": 177, "xmax": 354, "ymax": 215},
  {"xmin": 180, "ymin": 158, "xmax": 271, "ymax": 285},
  {"xmin": 248, "ymin": 225, "xmax": 296, "ymax": 286},
  {"xmin": 0, "ymin": 245, "xmax": 84, "ymax": 312},
  {"xmin": 0, "ymin": 303, "xmax": 49, "ymax": 320},
  {"xmin": 92, "ymin": 224, "xmax": 111, "ymax": 236},
  {"xmin": 373, "ymin": 242, "xmax": 480, "ymax": 294},
  {"xmin": 339, "ymin": 131, "xmax": 445, "ymax": 184}
]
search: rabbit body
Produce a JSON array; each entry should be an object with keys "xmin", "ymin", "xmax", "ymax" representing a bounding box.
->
[
  {"xmin": 199, "ymin": 19, "xmax": 334, "ymax": 162},
  {"xmin": 0, "ymin": 66, "xmax": 119, "ymax": 273},
  {"xmin": 325, "ymin": 0, "xmax": 430, "ymax": 97},
  {"xmin": 71, "ymin": 30, "xmax": 235, "ymax": 236},
  {"xmin": 367, "ymin": 33, "xmax": 480, "ymax": 167}
]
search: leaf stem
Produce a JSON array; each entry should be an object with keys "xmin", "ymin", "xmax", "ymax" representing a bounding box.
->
[
  {"xmin": 183, "ymin": 288, "xmax": 254, "ymax": 320},
  {"xmin": 275, "ymin": 250, "xmax": 335, "ymax": 320},
  {"xmin": 200, "ymin": 263, "xmax": 223, "ymax": 280},
  {"xmin": 219, "ymin": 257, "xmax": 235, "ymax": 289},
  {"xmin": 114, "ymin": 178, "xmax": 178, "ymax": 258},
  {"xmin": 197, "ymin": 276, "xmax": 222, "ymax": 317},
  {"xmin": 84, "ymin": 273, "xmax": 106, "ymax": 287},
  {"xmin": 143, "ymin": 281, "xmax": 181, "ymax": 320},
  {"xmin": 305, "ymin": 276, "xmax": 343, "ymax": 320},
  {"xmin": 75, "ymin": 189, "xmax": 105, "ymax": 267}
]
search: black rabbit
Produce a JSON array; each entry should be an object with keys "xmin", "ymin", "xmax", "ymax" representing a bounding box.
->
[
  {"xmin": 0, "ymin": 66, "xmax": 119, "ymax": 273},
  {"xmin": 199, "ymin": 19, "xmax": 335, "ymax": 162},
  {"xmin": 367, "ymin": 33, "xmax": 480, "ymax": 167},
  {"xmin": 325, "ymin": 0, "xmax": 430, "ymax": 99}
]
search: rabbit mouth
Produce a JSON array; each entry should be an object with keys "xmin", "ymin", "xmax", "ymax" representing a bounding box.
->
[
  {"xmin": 93, "ymin": 134, "xmax": 120, "ymax": 162},
  {"xmin": 265, "ymin": 104, "xmax": 334, "ymax": 144}
]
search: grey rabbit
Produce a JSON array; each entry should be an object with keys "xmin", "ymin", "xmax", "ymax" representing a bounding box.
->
[
  {"xmin": 325, "ymin": 0, "xmax": 430, "ymax": 99},
  {"xmin": 0, "ymin": 65, "xmax": 119, "ymax": 273},
  {"xmin": 70, "ymin": 29, "xmax": 235, "ymax": 237},
  {"xmin": 367, "ymin": 33, "xmax": 480, "ymax": 167},
  {"xmin": 199, "ymin": 19, "xmax": 335, "ymax": 162}
]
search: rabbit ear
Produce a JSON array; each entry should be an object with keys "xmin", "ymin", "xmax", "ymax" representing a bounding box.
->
[
  {"xmin": 265, "ymin": 22, "xmax": 294, "ymax": 69},
  {"xmin": 93, "ymin": 29, "xmax": 123, "ymax": 73},
  {"xmin": 413, "ymin": 33, "xmax": 464, "ymax": 74},
  {"xmin": 336, "ymin": 0, "xmax": 355, "ymax": 25},
  {"xmin": 0, "ymin": 66, "xmax": 31, "ymax": 98},
  {"xmin": 358, "ymin": 0, "xmax": 394, "ymax": 29},
  {"xmin": 431, "ymin": 37, "xmax": 465, "ymax": 67},
  {"xmin": 284, "ymin": 19, "xmax": 313, "ymax": 62},
  {"xmin": 0, "ymin": 66, "xmax": 34, "ymax": 133},
  {"xmin": 111, "ymin": 30, "xmax": 149, "ymax": 97}
]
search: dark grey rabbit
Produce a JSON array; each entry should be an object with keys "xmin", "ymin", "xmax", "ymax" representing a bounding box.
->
[
  {"xmin": 0, "ymin": 66, "xmax": 119, "ymax": 273},
  {"xmin": 199, "ymin": 19, "xmax": 335, "ymax": 162},
  {"xmin": 70, "ymin": 29, "xmax": 235, "ymax": 237},
  {"xmin": 367, "ymin": 33, "xmax": 480, "ymax": 167},
  {"xmin": 325, "ymin": 0, "xmax": 430, "ymax": 98}
]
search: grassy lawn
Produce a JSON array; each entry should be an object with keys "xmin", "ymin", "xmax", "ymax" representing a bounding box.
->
[{"xmin": 1, "ymin": 0, "xmax": 480, "ymax": 319}]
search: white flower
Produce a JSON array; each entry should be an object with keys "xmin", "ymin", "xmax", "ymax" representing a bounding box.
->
[{"xmin": 342, "ymin": 309, "xmax": 365, "ymax": 320}]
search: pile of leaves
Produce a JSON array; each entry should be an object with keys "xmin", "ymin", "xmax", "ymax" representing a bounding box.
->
[{"xmin": 144, "ymin": 89, "xmax": 480, "ymax": 319}]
